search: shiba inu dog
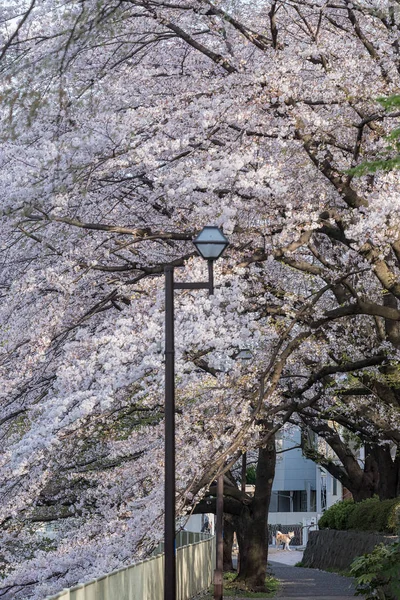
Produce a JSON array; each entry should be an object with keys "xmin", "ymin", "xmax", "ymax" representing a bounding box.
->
[{"xmin": 276, "ymin": 530, "xmax": 295, "ymax": 551}]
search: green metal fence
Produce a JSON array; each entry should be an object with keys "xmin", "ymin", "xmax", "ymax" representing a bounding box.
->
[{"xmin": 45, "ymin": 533, "xmax": 215, "ymax": 600}]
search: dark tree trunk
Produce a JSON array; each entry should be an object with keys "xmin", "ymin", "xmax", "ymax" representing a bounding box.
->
[
  {"xmin": 223, "ymin": 514, "xmax": 235, "ymax": 571},
  {"xmin": 314, "ymin": 442, "xmax": 400, "ymax": 502},
  {"xmin": 235, "ymin": 430, "xmax": 276, "ymax": 591},
  {"xmin": 301, "ymin": 420, "xmax": 400, "ymax": 502},
  {"xmin": 368, "ymin": 444, "xmax": 400, "ymax": 500},
  {"xmin": 334, "ymin": 443, "xmax": 400, "ymax": 502},
  {"xmin": 191, "ymin": 429, "xmax": 277, "ymax": 591}
]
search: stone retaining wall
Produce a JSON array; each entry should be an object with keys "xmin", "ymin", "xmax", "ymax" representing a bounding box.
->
[{"xmin": 302, "ymin": 529, "xmax": 397, "ymax": 571}]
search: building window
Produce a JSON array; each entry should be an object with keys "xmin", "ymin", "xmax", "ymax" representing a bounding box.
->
[
  {"xmin": 277, "ymin": 492, "xmax": 291, "ymax": 512},
  {"xmin": 300, "ymin": 490, "xmax": 308, "ymax": 512},
  {"xmin": 333, "ymin": 478, "xmax": 338, "ymax": 496}
]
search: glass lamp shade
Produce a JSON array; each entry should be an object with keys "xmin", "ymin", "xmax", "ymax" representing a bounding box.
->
[
  {"xmin": 193, "ymin": 226, "xmax": 229, "ymax": 260},
  {"xmin": 236, "ymin": 349, "xmax": 253, "ymax": 361}
]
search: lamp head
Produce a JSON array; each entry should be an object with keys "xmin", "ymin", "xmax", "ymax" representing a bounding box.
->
[
  {"xmin": 193, "ymin": 226, "xmax": 229, "ymax": 260},
  {"xmin": 235, "ymin": 349, "xmax": 253, "ymax": 361}
]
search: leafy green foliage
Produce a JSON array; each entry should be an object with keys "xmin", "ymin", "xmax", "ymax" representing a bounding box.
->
[
  {"xmin": 351, "ymin": 156, "xmax": 400, "ymax": 176},
  {"xmin": 246, "ymin": 465, "xmax": 257, "ymax": 484},
  {"xmin": 318, "ymin": 498, "xmax": 400, "ymax": 533},
  {"xmin": 377, "ymin": 95, "xmax": 400, "ymax": 110},
  {"xmin": 350, "ymin": 542, "xmax": 400, "ymax": 600},
  {"xmin": 347, "ymin": 498, "xmax": 400, "ymax": 534},
  {"xmin": 350, "ymin": 95, "xmax": 400, "ymax": 175},
  {"xmin": 318, "ymin": 499, "xmax": 355, "ymax": 530},
  {"xmin": 378, "ymin": 364, "xmax": 400, "ymax": 391}
]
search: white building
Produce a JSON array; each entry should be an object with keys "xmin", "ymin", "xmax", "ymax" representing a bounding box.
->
[
  {"xmin": 185, "ymin": 426, "xmax": 342, "ymax": 542},
  {"xmin": 267, "ymin": 426, "xmax": 342, "ymax": 545}
]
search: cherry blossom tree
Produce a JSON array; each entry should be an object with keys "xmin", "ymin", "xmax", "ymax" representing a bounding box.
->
[{"xmin": 1, "ymin": 0, "xmax": 400, "ymax": 596}]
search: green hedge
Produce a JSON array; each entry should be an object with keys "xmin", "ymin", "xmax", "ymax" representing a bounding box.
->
[
  {"xmin": 318, "ymin": 497, "xmax": 400, "ymax": 534},
  {"xmin": 318, "ymin": 499, "xmax": 355, "ymax": 530}
]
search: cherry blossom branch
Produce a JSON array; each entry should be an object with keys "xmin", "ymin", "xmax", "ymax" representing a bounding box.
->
[{"xmin": 0, "ymin": 0, "xmax": 36, "ymax": 63}]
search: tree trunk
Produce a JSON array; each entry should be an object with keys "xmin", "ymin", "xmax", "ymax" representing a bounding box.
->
[
  {"xmin": 223, "ymin": 514, "xmax": 235, "ymax": 571},
  {"xmin": 235, "ymin": 431, "xmax": 276, "ymax": 591},
  {"xmin": 368, "ymin": 444, "xmax": 400, "ymax": 500},
  {"xmin": 301, "ymin": 421, "xmax": 400, "ymax": 501},
  {"xmin": 319, "ymin": 442, "xmax": 399, "ymax": 502}
]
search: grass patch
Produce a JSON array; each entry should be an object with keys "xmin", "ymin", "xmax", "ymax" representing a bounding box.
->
[{"xmin": 205, "ymin": 572, "xmax": 279, "ymax": 598}]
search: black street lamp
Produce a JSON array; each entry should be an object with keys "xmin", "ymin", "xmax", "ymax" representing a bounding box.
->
[
  {"xmin": 235, "ymin": 349, "xmax": 253, "ymax": 362},
  {"xmin": 214, "ymin": 472, "xmax": 224, "ymax": 600},
  {"xmin": 164, "ymin": 226, "xmax": 229, "ymax": 600},
  {"xmin": 216, "ymin": 349, "xmax": 253, "ymax": 595},
  {"xmin": 236, "ymin": 349, "xmax": 253, "ymax": 493}
]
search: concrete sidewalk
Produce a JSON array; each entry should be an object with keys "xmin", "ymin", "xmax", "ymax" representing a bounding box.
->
[
  {"xmin": 268, "ymin": 546, "xmax": 304, "ymax": 566},
  {"xmin": 269, "ymin": 547, "xmax": 360, "ymax": 599},
  {"xmin": 193, "ymin": 547, "xmax": 361, "ymax": 600}
]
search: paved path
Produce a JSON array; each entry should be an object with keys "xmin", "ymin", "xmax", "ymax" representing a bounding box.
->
[
  {"xmin": 193, "ymin": 548, "xmax": 362, "ymax": 600},
  {"xmin": 270, "ymin": 562, "xmax": 358, "ymax": 599},
  {"xmin": 269, "ymin": 547, "xmax": 360, "ymax": 599}
]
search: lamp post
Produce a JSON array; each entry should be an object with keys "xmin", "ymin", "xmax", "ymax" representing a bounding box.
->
[
  {"xmin": 215, "ymin": 348, "xmax": 253, "ymax": 599},
  {"xmin": 234, "ymin": 349, "xmax": 252, "ymax": 577},
  {"xmin": 234, "ymin": 350, "xmax": 253, "ymax": 497},
  {"xmin": 214, "ymin": 472, "xmax": 224, "ymax": 600},
  {"xmin": 164, "ymin": 226, "xmax": 229, "ymax": 600}
]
